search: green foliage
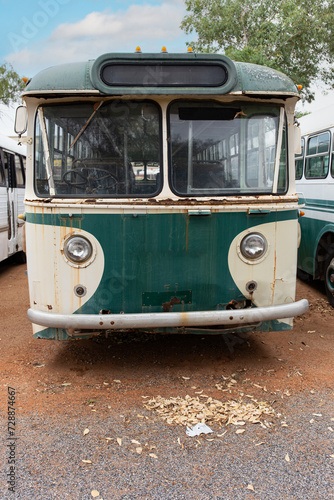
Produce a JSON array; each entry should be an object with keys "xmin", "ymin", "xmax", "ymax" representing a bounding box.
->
[
  {"xmin": 0, "ymin": 64, "xmax": 25, "ymax": 105},
  {"xmin": 295, "ymin": 111, "xmax": 311, "ymax": 119},
  {"xmin": 181, "ymin": 0, "xmax": 334, "ymax": 101}
]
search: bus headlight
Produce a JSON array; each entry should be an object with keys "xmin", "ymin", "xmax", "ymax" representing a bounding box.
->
[
  {"xmin": 240, "ymin": 233, "xmax": 267, "ymax": 260},
  {"xmin": 64, "ymin": 236, "xmax": 92, "ymax": 264}
]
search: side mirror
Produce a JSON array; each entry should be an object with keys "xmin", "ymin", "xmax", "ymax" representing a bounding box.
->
[{"xmin": 14, "ymin": 106, "xmax": 28, "ymax": 135}]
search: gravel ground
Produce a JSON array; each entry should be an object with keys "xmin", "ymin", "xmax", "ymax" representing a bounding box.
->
[{"xmin": 1, "ymin": 390, "xmax": 334, "ymax": 499}]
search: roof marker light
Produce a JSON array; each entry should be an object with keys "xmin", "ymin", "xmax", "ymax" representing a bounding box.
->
[
  {"xmin": 297, "ymin": 85, "xmax": 303, "ymax": 91},
  {"xmin": 135, "ymin": 46, "xmax": 142, "ymax": 53},
  {"xmin": 22, "ymin": 77, "xmax": 29, "ymax": 84},
  {"xmin": 161, "ymin": 46, "xmax": 168, "ymax": 53},
  {"xmin": 187, "ymin": 47, "xmax": 193, "ymax": 52}
]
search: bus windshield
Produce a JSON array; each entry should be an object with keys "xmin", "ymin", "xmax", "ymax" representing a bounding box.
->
[
  {"xmin": 35, "ymin": 100, "xmax": 161, "ymax": 197},
  {"xmin": 169, "ymin": 101, "xmax": 287, "ymax": 196},
  {"xmin": 34, "ymin": 99, "xmax": 287, "ymax": 198}
]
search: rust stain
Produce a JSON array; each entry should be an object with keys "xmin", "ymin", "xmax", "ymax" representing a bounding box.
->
[
  {"xmin": 179, "ymin": 311, "xmax": 189, "ymax": 327},
  {"xmin": 162, "ymin": 297, "xmax": 181, "ymax": 312},
  {"xmin": 25, "ymin": 194, "xmax": 299, "ymax": 208}
]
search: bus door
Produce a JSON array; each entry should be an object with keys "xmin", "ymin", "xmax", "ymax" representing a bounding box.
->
[
  {"xmin": 0, "ymin": 149, "xmax": 7, "ymax": 261},
  {"xmin": 1, "ymin": 148, "xmax": 22, "ymax": 256}
]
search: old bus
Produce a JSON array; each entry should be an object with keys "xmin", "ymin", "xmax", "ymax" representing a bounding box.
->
[
  {"xmin": 16, "ymin": 50, "xmax": 308, "ymax": 339},
  {"xmin": 0, "ymin": 133, "xmax": 26, "ymax": 263},
  {"xmin": 295, "ymin": 104, "xmax": 334, "ymax": 306}
]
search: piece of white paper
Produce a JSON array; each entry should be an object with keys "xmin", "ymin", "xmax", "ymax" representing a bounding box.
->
[{"xmin": 186, "ymin": 423, "xmax": 213, "ymax": 437}]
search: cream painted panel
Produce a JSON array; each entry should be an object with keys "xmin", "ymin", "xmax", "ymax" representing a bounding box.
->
[
  {"xmin": 26, "ymin": 223, "xmax": 104, "ymax": 315},
  {"xmin": 0, "ymin": 231, "xmax": 8, "ymax": 261},
  {"xmin": 228, "ymin": 220, "xmax": 298, "ymax": 325}
]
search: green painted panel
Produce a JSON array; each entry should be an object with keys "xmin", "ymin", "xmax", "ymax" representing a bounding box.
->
[
  {"xmin": 298, "ymin": 196, "xmax": 334, "ymax": 275},
  {"xmin": 298, "ymin": 217, "xmax": 334, "ymax": 276},
  {"xmin": 27, "ymin": 209, "xmax": 298, "ymax": 320}
]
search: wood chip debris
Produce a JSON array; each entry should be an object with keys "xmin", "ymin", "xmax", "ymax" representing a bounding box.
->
[{"xmin": 143, "ymin": 394, "xmax": 276, "ymax": 428}]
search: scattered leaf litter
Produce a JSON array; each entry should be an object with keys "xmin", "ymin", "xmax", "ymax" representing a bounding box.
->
[{"xmin": 144, "ymin": 394, "xmax": 276, "ymax": 429}]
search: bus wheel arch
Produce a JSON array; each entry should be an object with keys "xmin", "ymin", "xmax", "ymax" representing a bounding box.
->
[
  {"xmin": 315, "ymin": 232, "xmax": 334, "ymax": 281},
  {"xmin": 324, "ymin": 251, "xmax": 334, "ymax": 307},
  {"xmin": 325, "ymin": 251, "xmax": 334, "ymax": 307}
]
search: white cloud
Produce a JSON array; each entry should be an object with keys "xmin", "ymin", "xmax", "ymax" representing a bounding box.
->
[{"xmin": 6, "ymin": 2, "xmax": 188, "ymax": 76}]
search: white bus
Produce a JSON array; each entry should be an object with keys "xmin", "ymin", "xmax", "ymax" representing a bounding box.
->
[
  {"xmin": 295, "ymin": 103, "xmax": 334, "ymax": 305},
  {"xmin": 0, "ymin": 133, "xmax": 26, "ymax": 263}
]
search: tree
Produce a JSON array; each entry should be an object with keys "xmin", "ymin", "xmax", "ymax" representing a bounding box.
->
[
  {"xmin": 0, "ymin": 63, "xmax": 25, "ymax": 105},
  {"xmin": 181, "ymin": 0, "xmax": 334, "ymax": 101}
]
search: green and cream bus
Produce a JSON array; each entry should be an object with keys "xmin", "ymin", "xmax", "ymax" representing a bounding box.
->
[
  {"xmin": 295, "ymin": 104, "xmax": 334, "ymax": 306},
  {"xmin": 15, "ymin": 49, "xmax": 308, "ymax": 340}
]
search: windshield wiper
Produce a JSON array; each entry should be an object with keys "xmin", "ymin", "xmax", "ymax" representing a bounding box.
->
[{"xmin": 68, "ymin": 101, "xmax": 104, "ymax": 152}]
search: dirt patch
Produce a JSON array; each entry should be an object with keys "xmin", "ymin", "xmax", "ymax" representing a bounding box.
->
[{"xmin": 1, "ymin": 257, "xmax": 333, "ymax": 425}]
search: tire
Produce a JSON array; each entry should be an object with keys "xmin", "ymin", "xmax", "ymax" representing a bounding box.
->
[
  {"xmin": 297, "ymin": 268, "xmax": 311, "ymax": 281},
  {"xmin": 324, "ymin": 253, "xmax": 334, "ymax": 307},
  {"xmin": 14, "ymin": 251, "xmax": 27, "ymax": 264}
]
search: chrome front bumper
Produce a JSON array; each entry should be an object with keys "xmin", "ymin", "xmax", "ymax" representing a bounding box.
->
[{"xmin": 28, "ymin": 299, "xmax": 309, "ymax": 331}]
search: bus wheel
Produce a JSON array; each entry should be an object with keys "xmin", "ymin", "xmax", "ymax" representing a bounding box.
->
[
  {"xmin": 14, "ymin": 251, "xmax": 26, "ymax": 264},
  {"xmin": 325, "ymin": 253, "xmax": 334, "ymax": 307}
]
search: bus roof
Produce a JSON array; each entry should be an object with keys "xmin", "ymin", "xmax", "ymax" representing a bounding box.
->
[
  {"xmin": 22, "ymin": 52, "xmax": 299, "ymax": 98},
  {"xmin": 298, "ymin": 103, "xmax": 334, "ymax": 136},
  {"xmin": 0, "ymin": 132, "xmax": 26, "ymax": 156}
]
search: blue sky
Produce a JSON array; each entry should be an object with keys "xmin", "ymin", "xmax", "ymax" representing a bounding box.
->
[{"xmin": 1, "ymin": 0, "xmax": 190, "ymax": 76}]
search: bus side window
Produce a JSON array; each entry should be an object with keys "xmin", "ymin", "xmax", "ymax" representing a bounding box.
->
[
  {"xmin": 0, "ymin": 150, "xmax": 5, "ymax": 185},
  {"xmin": 295, "ymin": 137, "xmax": 304, "ymax": 180},
  {"xmin": 295, "ymin": 158, "xmax": 304, "ymax": 179},
  {"xmin": 4, "ymin": 152, "xmax": 16, "ymax": 188},
  {"xmin": 332, "ymin": 132, "xmax": 334, "ymax": 178},
  {"xmin": 305, "ymin": 132, "xmax": 330, "ymax": 179},
  {"xmin": 15, "ymin": 154, "xmax": 25, "ymax": 186}
]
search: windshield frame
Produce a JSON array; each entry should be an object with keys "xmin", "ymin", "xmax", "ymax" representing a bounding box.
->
[
  {"xmin": 167, "ymin": 99, "xmax": 287, "ymax": 197},
  {"xmin": 33, "ymin": 99, "xmax": 163, "ymax": 199}
]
